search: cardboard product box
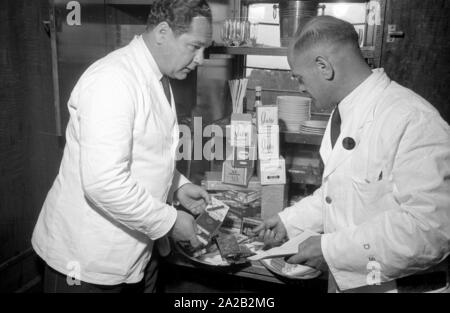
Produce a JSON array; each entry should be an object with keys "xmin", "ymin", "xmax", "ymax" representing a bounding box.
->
[
  {"xmin": 201, "ymin": 171, "xmax": 261, "ymax": 191},
  {"xmin": 261, "ymin": 184, "xmax": 288, "ymax": 219},
  {"xmin": 257, "ymin": 125, "xmax": 280, "ymax": 160},
  {"xmin": 259, "ymin": 157, "xmax": 286, "ymax": 185},
  {"xmin": 256, "ymin": 105, "xmax": 278, "ymax": 130},
  {"xmin": 230, "ymin": 113, "xmax": 253, "ymax": 147},
  {"xmin": 222, "ymin": 160, "xmax": 254, "ymax": 187},
  {"xmin": 231, "ymin": 145, "xmax": 257, "ymax": 169}
]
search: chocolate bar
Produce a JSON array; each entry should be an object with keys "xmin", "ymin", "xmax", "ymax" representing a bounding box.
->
[{"xmin": 215, "ymin": 234, "xmax": 255, "ymax": 263}]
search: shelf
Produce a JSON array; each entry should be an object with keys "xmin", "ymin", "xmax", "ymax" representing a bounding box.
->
[
  {"xmin": 208, "ymin": 117, "xmax": 324, "ymax": 146},
  {"xmin": 207, "ymin": 45, "xmax": 376, "ymax": 58},
  {"xmin": 208, "ymin": 45, "xmax": 287, "ymax": 56},
  {"xmin": 281, "ymin": 131, "xmax": 323, "ymax": 146}
]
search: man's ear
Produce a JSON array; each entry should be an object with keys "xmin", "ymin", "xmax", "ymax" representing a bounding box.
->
[
  {"xmin": 315, "ymin": 56, "xmax": 334, "ymax": 80},
  {"xmin": 154, "ymin": 22, "xmax": 172, "ymax": 45}
]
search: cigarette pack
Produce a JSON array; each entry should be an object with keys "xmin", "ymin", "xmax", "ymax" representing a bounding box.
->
[
  {"xmin": 259, "ymin": 157, "xmax": 286, "ymax": 185},
  {"xmin": 230, "ymin": 113, "xmax": 253, "ymax": 147},
  {"xmin": 241, "ymin": 217, "xmax": 263, "ymax": 236},
  {"xmin": 215, "ymin": 235, "xmax": 241, "ymax": 259},
  {"xmin": 232, "ymin": 146, "xmax": 257, "ymax": 169},
  {"xmin": 195, "ymin": 197, "xmax": 230, "ymax": 246},
  {"xmin": 222, "ymin": 160, "xmax": 254, "ymax": 187},
  {"xmin": 257, "ymin": 125, "xmax": 280, "ymax": 160},
  {"xmin": 256, "ymin": 105, "xmax": 278, "ymax": 130},
  {"xmin": 215, "ymin": 234, "xmax": 255, "ymax": 263},
  {"xmin": 223, "ymin": 190, "xmax": 261, "ymax": 205}
]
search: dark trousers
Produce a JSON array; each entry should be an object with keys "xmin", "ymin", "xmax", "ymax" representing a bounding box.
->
[
  {"xmin": 143, "ymin": 248, "xmax": 160, "ymax": 293},
  {"xmin": 43, "ymin": 252, "xmax": 160, "ymax": 293},
  {"xmin": 43, "ymin": 264, "xmax": 144, "ymax": 293}
]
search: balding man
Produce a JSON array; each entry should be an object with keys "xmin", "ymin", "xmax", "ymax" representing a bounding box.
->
[{"xmin": 254, "ymin": 16, "xmax": 450, "ymax": 293}]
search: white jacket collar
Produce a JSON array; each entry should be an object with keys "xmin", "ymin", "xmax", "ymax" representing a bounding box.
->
[{"xmin": 130, "ymin": 35, "xmax": 163, "ymax": 84}]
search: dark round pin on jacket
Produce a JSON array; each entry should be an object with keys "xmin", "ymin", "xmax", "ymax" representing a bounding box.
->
[{"xmin": 342, "ymin": 137, "xmax": 356, "ymax": 150}]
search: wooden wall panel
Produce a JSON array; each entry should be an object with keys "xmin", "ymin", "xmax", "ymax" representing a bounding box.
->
[
  {"xmin": 0, "ymin": 0, "xmax": 63, "ymax": 292},
  {"xmin": 381, "ymin": 0, "xmax": 450, "ymax": 123}
]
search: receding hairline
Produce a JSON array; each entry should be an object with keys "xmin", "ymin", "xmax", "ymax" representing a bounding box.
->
[{"xmin": 289, "ymin": 15, "xmax": 360, "ymax": 57}]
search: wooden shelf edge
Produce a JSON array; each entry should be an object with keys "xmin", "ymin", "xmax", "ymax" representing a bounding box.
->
[
  {"xmin": 208, "ymin": 45, "xmax": 376, "ymax": 59},
  {"xmin": 207, "ymin": 45, "xmax": 288, "ymax": 56}
]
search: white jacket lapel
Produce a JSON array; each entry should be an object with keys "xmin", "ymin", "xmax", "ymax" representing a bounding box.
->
[{"xmin": 322, "ymin": 70, "xmax": 391, "ymax": 179}]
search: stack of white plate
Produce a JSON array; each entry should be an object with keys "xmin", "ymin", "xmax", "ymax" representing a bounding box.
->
[
  {"xmin": 299, "ymin": 120, "xmax": 328, "ymax": 135},
  {"xmin": 277, "ymin": 96, "xmax": 311, "ymax": 132}
]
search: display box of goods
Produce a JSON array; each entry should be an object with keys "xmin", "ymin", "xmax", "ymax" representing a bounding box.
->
[
  {"xmin": 256, "ymin": 105, "xmax": 278, "ymax": 130},
  {"xmin": 258, "ymin": 156, "xmax": 286, "ymax": 185},
  {"xmin": 222, "ymin": 160, "xmax": 254, "ymax": 187},
  {"xmin": 257, "ymin": 125, "xmax": 280, "ymax": 160}
]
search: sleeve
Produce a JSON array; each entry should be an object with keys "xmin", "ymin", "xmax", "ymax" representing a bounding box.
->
[
  {"xmin": 278, "ymin": 186, "xmax": 324, "ymax": 238},
  {"xmin": 321, "ymin": 110, "xmax": 450, "ymax": 291},
  {"xmin": 167, "ymin": 169, "xmax": 191, "ymax": 204},
  {"xmin": 78, "ymin": 71, "xmax": 177, "ymax": 240}
]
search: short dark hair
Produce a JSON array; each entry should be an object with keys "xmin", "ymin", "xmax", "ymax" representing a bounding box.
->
[
  {"xmin": 291, "ymin": 15, "xmax": 359, "ymax": 54},
  {"xmin": 147, "ymin": 0, "xmax": 212, "ymax": 36}
]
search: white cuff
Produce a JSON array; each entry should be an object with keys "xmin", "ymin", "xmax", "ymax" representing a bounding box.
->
[{"xmin": 146, "ymin": 205, "xmax": 177, "ymax": 240}]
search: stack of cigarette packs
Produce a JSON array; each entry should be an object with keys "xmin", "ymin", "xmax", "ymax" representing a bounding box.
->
[
  {"xmin": 222, "ymin": 190, "xmax": 261, "ymax": 205},
  {"xmin": 222, "ymin": 113, "xmax": 256, "ymax": 187},
  {"xmin": 256, "ymin": 105, "xmax": 287, "ymax": 220},
  {"xmin": 256, "ymin": 106, "xmax": 286, "ymax": 185}
]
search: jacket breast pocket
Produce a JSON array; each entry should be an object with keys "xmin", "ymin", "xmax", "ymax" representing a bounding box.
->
[{"xmin": 352, "ymin": 177, "xmax": 392, "ymax": 207}]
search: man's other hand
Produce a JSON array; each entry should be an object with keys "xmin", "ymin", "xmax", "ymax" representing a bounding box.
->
[
  {"xmin": 251, "ymin": 214, "xmax": 288, "ymax": 249},
  {"xmin": 285, "ymin": 235, "xmax": 327, "ymax": 272},
  {"xmin": 175, "ymin": 183, "xmax": 211, "ymax": 216},
  {"xmin": 169, "ymin": 210, "xmax": 203, "ymax": 251}
]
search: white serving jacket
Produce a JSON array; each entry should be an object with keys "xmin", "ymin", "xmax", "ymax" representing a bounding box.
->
[
  {"xmin": 32, "ymin": 35, "xmax": 189, "ymax": 285},
  {"xmin": 279, "ymin": 69, "xmax": 450, "ymax": 292}
]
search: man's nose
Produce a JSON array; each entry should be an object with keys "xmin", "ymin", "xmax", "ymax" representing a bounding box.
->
[{"xmin": 193, "ymin": 48, "xmax": 205, "ymax": 66}]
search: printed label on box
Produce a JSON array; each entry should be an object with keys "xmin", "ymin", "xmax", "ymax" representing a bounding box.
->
[
  {"xmin": 257, "ymin": 105, "xmax": 278, "ymax": 129},
  {"xmin": 222, "ymin": 161, "xmax": 253, "ymax": 187},
  {"xmin": 260, "ymin": 157, "xmax": 286, "ymax": 185},
  {"xmin": 258, "ymin": 125, "xmax": 279, "ymax": 160}
]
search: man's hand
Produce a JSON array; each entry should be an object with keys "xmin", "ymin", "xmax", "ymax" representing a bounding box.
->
[
  {"xmin": 251, "ymin": 214, "xmax": 288, "ymax": 249},
  {"xmin": 286, "ymin": 235, "xmax": 327, "ymax": 272},
  {"xmin": 169, "ymin": 210, "xmax": 203, "ymax": 251},
  {"xmin": 174, "ymin": 183, "xmax": 211, "ymax": 216}
]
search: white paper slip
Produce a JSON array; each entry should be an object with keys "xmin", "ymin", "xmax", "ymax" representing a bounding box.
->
[{"xmin": 247, "ymin": 228, "xmax": 319, "ymax": 261}]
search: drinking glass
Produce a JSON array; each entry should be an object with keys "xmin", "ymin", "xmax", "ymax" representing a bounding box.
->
[
  {"xmin": 221, "ymin": 19, "xmax": 232, "ymax": 46},
  {"xmin": 229, "ymin": 18, "xmax": 245, "ymax": 46},
  {"xmin": 245, "ymin": 21, "xmax": 258, "ymax": 46}
]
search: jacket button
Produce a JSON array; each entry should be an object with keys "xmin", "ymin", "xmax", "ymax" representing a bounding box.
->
[{"xmin": 325, "ymin": 196, "xmax": 332, "ymax": 204}]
